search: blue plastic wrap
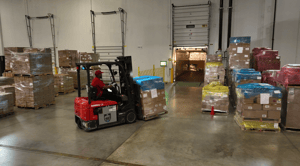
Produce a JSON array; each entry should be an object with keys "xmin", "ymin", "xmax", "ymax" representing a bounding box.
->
[
  {"xmin": 232, "ymin": 68, "xmax": 261, "ymax": 83},
  {"xmin": 230, "ymin": 36, "xmax": 251, "ymax": 44},
  {"xmin": 134, "ymin": 76, "xmax": 164, "ymax": 91},
  {"xmin": 237, "ymin": 83, "xmax": 282, "ymax": 98}
]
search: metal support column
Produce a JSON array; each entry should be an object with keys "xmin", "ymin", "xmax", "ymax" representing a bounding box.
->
[{"xmin": 25, "ymin": 13, "xmax": 57, "ymax": 72}]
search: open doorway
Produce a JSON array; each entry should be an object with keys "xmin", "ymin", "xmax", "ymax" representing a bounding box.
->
[{"xmin": 173, "ymin": 47, "xmax": 207, "ymax": 83}]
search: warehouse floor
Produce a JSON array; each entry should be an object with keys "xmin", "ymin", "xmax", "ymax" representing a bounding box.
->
[{"xmin": 0, "ymin": 84, "xmax": 300, "ymax": 166}]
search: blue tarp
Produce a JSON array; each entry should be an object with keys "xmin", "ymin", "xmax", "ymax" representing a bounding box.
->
[
  {"xmin": 134, "ymin": 76, "xmax": 164, "ymax": 91},
  {"xmin": 230, "ymin": 36, "xmax": 251, "ymax": 44},
  {"xmin": 237, "ymin": 83, "xmax": 282, "ymax": 98},
  {"xmin": 232, "ymin": 68, "xmax": 261, "ymax": 83}
]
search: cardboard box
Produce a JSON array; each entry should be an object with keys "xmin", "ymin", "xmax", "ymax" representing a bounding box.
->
[
  {"xmin": 262, "ymin": 104, "xmax": 281, "ymax": 111},
  {"xmin": 58, "ymin": 50, "xmax": 79, "ymax": 68},
  {"xmin": 242, "ymin": 110, "xmax": 268, "ymax": 118},
  {"xmin": 54, "ymin": 74, "xmax": 75, "ymax": 93},
  {"xmin": 242, "ymin": 104, "xmax": 262, "ymax": 110},
  {"xmin": 0, "ymin": 92, "xmax": 14, "ymax": 114},
  {"xmin": 268, "ymin": 110, "xmax": 281, "ymax": 119},
  {"xmin": 12, "ymin": 52, "xmax": 52, "ymax": 75},
  {"xmin": 0, "ymin": 77, "xmax": 14, "ymax": 86},
  {"xmin": 14, "ymin": 75, "xmax": 55, "ymax": 108},
  {"xmin": 0, "ymin": 85, "xmax": 15, "ymax": 105}
]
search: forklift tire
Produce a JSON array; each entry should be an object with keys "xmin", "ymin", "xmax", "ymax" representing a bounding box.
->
[{"xmin": 126, "ymin": 110, "xmax": 136, "ymax": 124}]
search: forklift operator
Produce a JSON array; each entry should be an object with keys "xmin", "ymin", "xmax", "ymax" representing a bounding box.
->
[{"xmin": 91, "ymin": 70, "xmax": 121, "ymax": 102}]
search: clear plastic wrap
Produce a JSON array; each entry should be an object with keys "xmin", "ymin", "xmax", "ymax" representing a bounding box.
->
[
  {"xmin": 204, "ymin": 62, "xmax": 225, "ymax": 86},
  {"xmin": 206, "ymin": 54, "xmax": 222, "ymax": 62},
  {"xmin": 0, "ymin": 92, "xmax": 14, "ymax": 114},
  {"xmin": 0, "ymin": 85, "xmax": 15, "ymax": 105},
  {"xmin": 4, "ymin": 47, "xmax": 24, "ymax": 71},
  {"xmin": 68, "ymin": 70, "xmax": 88, "ymax": 89},
  {"xmin": 58, "ymin": 50, "xmax": 79, "ymax": 68},
  {"xmin": 14, "ymin": 75, "xmax": 55, "ymax": 108},
  {"xmin": 54, "ymin": 74, "xmax": 75, "ymax": 93},
  {"xmin": 255, "ymin": 50, "xmax": 280, "ymax": 71},
  {"xmin": 232, "ymin": 68, "xmax": 261, "ymax": 84},
  {"xmin": 230, "ymin": 36, "xmax": 251, "ymax": 44},
  {"xmin": 275, "ymin": 64, "xmax": 300, "ymax": 87},
  {"xmin": 0, "ymin": 77, "xmax": 14, "ymax": 86},
  {"xmin": 236, "ymin": 83, "xmax": 282, "ymax": 99},
  {"xmin": 202, "ymin": 81, "xmax": 229, "ymax": 112},
  {"xmin": 79, "ymin": 52, "xmax": 100, "ymax": 63},
  {"xmin": 261, "ymin": 70, "xmax": 280, "ymax": 86}
]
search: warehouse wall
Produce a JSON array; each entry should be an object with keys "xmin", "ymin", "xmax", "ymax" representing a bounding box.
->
[
  {"xmin": 0, "ymin": 0, "xmax": 299, "ymax": 78},
  {"xmin": 274, "ymin": 0, "xmax": 300, "ymax": 65}
]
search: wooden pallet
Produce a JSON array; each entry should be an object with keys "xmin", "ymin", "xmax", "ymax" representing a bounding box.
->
[
  {"xmin": 234, "ymin": 114, "xmax": 280, "ymax": 132},
  {"xmin": 280, "ymin": 124, "xmax": 300, "ymax": 132},
  {"xmin": 17, "ymin": 101, "xmax": 56, "ymax": 110},
  {"xmin": 14, "ymin": 73, "xmax": 53, "ymax": 77},
  {"xmin": 0, "ymin": 111, "xmax": 14, "ymax": 118},
  {"xmin": 58, "ymin": 89, "xmax": 75, "ymax": 95},
  {"xmin": 201, "ymin": 109, "xmax": 229, "ymax": 115},
  {"xmin": 144, "ymin": 111, "xmax": 168, "ymax": 121},
  {"xmin": 235, "ymin": 112, "xmax": 281, "ymax": 123}
]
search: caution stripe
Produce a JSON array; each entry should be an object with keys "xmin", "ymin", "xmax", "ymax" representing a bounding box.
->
[{"xmin": 0, "ymin": 144, "xmax": 144, "ymax": 166}]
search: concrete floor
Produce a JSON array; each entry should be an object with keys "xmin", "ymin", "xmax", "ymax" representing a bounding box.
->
[{"xmin": 0, "ymin": 84, "xmax": 300, "ymax": 166}]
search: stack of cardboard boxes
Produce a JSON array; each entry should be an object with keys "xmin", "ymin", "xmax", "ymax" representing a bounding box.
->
[
  {"xmin": 228, "ymin": 37, "xmax": 251, "ymax": 69},
  {"xmin": 14, "ymin": 75, "xmax": 55, "ymax": 108},
  {"xmin": 6, "ymin": 47, "xmax": 56, "ymax": 108},
  {"xmin": 0, "ymin": 76, "xmax": 15, "ymax": 115},
  {"xmin": 134, "ymin": 76, "xmax": 167, "ymax": 120},
  {"xmin": 204, "ymin": 62, "xmax": 225, "ymax": 86},
  {"xmin": 236, "ymin": 83, "xmax": 282, "ymax": 120},
  {"xmin": 67, "ymin": 70, "xmax": 88, "ymax": 89},
  {"xmin": 54, "ymin": 74, "xmax": 75, "ymax": 93},
  {"xmin": 201, "ymin": 82, "xmax": 229, "ymax": 113}
]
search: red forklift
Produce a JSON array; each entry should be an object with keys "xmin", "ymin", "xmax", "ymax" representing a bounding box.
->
[{"xmin": 75, "ymin": 56, "xmax": 145, "ymax": 131}]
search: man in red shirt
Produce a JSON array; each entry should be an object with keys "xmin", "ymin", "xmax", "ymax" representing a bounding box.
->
[{"xmin": 91, "ymin": 70, "xmax": 120, "ymax": 102}]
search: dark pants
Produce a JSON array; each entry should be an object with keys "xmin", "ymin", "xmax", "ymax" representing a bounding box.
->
[{"xmin": 98, "ymin": 90, "xmax": 121, "ymax": 102}]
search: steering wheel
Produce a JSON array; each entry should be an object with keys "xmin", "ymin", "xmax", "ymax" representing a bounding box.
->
[{"xmin": 110, "ymin": 82, "xmax": 121, "ymax": 95}]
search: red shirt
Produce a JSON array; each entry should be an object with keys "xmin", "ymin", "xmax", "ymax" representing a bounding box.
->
[{"xmin": 91, "ymin": 77, "xmax": 105, "ymax": 97}]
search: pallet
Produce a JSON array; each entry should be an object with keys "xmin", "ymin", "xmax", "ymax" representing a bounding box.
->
[
  {"xmin": 234, "ymin": 114, "xmax": 280, "ymax": 132},
  {"xmin": 143, "ymin": 111, "xmax": 168, "ymax": 121},
  {"xmin": 58, "ymin": 89, "xmax": 75, "ymax": 95},
  {"xmin": 235, "ymin": 112, "xmax": 281, "ymax": 123},
  {"xmin": 280, "ymin": 124, "xmax": 300, "ymax": 132},
  {"xmin": 201, "ymin": 110, "xmax": 229, "ymax": 115},
  {"xmin": 14, "ymin": 73, "xmax": 53, "ymax": 77},
  {"xmin": 0, "ymin": 111, "xmax": 14, "ymax": 118},
  {"xmin": 17, "ymin": 101, "xmax": 56, "ymax": 110}
]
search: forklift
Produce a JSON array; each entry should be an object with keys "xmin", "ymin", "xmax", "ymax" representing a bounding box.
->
[{"xmin": 74, "ymin": 56, "xmax": 146, "ymax": 131}]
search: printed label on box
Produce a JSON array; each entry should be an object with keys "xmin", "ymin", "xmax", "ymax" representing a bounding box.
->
[
  {"xmin": 143, "ymin": 93, "xmax": 148, "ymax": 98},
  {"xmin": 244, "ymin": 55, "xmax": 248, "ymax": 57},
  {"xmin": 274, "ymin": 90, "xmax": 281, "ymax": 94},
  {"xmin": 260, "ymin": 93, "xmax": 270, "ymax": 104},
  {"xmin": 289, "ymin": 88, "xmax": 295, "ymax": 95},
  {"xmin": 274, "ymin": 123, "xmax": 279, "ymax": 128},
  {"xmin": 151, "ymin": 89, "xmax": 158, "ymax": 98},
  {"xmin": 237, "ymin": 47, "xmax": 243, "ymax": 53},
  {"xmin": 262, "ymin": 114, "xmax": 267, "ymax": 118}
]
